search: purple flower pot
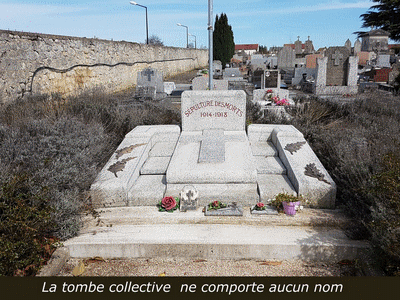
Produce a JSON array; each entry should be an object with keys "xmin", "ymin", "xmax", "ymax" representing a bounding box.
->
[{"xmin": 283, "ymin": 201, "xmax": 300, "ymax": 216}]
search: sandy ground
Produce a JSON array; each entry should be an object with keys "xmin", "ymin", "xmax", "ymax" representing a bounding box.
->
[{"xmin": 56, "ymin": 257, "xmax": 358, "ymax": 277}]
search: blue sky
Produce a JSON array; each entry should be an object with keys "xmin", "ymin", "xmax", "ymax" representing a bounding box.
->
[{"xmin": 1, "ymin": 1, "xmax": 377, "ymax": 49}]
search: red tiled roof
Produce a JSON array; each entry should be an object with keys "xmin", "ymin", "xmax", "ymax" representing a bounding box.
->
[{"xmin": 235, "ymin": 44, "xmax": 259, "ymax": 51}]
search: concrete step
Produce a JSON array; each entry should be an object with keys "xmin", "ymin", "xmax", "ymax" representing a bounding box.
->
[{"xmin": 63, "ymin": 207, "xmax": 369, "ymax": 262}]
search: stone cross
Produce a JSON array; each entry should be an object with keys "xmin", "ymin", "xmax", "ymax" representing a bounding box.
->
[
  {"xmin": 186, "ymin": 190, "xmax": 194, "ymax": 201},
  {"xmin": 332, "ymin": 50, "xmax": 344, "ymax": 66},
  {"xmin": 143, "ymin": 68, "xmax": 154, "ymax": 81}
]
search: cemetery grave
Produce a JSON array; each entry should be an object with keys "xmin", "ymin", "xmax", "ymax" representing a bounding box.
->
[
  {"xmin": 64, "ymin": 90, "xmax": 369, "ymax": 262},
  {"xmin": 135, "ymin": 67, "xmax": 166, "ymax": 100},
  {"xmin": 314, "ymin": 47, "xmax": 359, "ymax": 95},
  {"xmin": 91, "ymin": 90, "xmax": 334, "ymax": 208}
]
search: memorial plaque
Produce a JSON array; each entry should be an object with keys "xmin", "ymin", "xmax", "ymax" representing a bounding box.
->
[{"xmin": 204, "ymin": 202, "xmax": 243, "ymax": 216}]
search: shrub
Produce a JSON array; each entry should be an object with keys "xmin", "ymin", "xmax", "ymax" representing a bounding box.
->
[
  {"xmin": 0, "ymin": 174, "xmax": 56, "ymax": 276},
  {"xmin": 0, "ymin": 89, "xmax": 181, "ymax": 275}
]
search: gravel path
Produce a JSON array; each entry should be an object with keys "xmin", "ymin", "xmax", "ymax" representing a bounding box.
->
[{"xmin": 56, "ymin": 257, "xmax": 357, "ymax": 277}]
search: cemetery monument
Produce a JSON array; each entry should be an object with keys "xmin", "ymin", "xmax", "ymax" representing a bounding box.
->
[{"xmin": 91, "ymin": 90, "xmax": 336, "ymax": 209}]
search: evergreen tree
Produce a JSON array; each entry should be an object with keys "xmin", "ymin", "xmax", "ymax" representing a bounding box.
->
[
  {"xmin": 355, "ymin": 0, "xmax": 400, "ymax": 41},
  {"xmin": 213, "ymin": 13, "xmax": 235, "ymax": 67}
]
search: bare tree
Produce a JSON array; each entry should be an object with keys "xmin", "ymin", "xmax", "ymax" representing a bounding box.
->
[{"xmin": 148, "ymin": 35, "xmax": 164, "ymax": 46}]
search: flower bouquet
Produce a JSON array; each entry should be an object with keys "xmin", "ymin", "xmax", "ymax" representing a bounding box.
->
[
  {"xmin": 207, "ymin": 200, "xmax": 227, "ymax": 211},
  {"xmin": 157, "ymin": 196, "xmax": 180, "ymax": 212},
  {"xmin": 251, "ymin": 202, "xmax": 267, "ymax": 211}
]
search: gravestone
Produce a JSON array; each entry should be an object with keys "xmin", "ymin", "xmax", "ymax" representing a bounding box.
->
[
  {"xmin": 345, "ymin": 39, "xmax": 352, "ymax": 53},
  {"xmin": 213, "ymin": 60, "xmax": 223, "ymax": 78},
  {"xmin": 325, "ymin": 47, "xmax": 351, "ymax": 86},
  {"xmin": 354, "ymin": 39, "xmax": 361, "ymax": 54},
  {"xmin": 278, "ymin": 46, "xmax": 295, "ymax": 69},
  {"xmin": 136, "ymin": 86, "xmax": 156, "ymax": 100},
  {"xmin": 223, "ymin": 68, "xmax": 243, "ymax": 80},
  {"xmin": 163, "ymin": 82, "xmax": 176, "ymax": 95},
  {"xmin": 262, "ymin": 70, "xmax": 280, "ymax": 89},
  {"xmin": 266, "ymin": 56, "xmax": 278, "ymax": 69},
  {"xmin": 292, "ymin": 68, "xmax": 317, "ymax": 86},
  {"xmin": 314, "ymin": 47, "xmax": 359, "ymax": 95},
  {"xmin": 192, "ymin": 76, "xmax": 208, "ymax": 90},
  {"xmin": 295, "ymin": 37, "xmax": 302, "ymax": 55},
  {"xmin": 253, "ymin": 69, "xmax": 264, "ymax": 89},
  {"xmin": 137, "ymin": 67, "xmax": 164, "ymax": 93},
  {"xmin": 179, "ymin": 185, "xmax": 198, "ymax": 212},
  {"xmin": 192, "ymin": 76, "xmax": 228, "ymax": 90},
  {"xmin": 376, "ymin": 55, "xmax": 391, "ymax": 68},
  {"xmin": 304, "ymin": 37, "xmax": 314, "ymax": 54}
]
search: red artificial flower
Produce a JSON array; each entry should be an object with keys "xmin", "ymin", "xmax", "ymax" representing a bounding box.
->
[{"xmin": 161, "ymin": 196, "xmax": 177, "ymax": 210}]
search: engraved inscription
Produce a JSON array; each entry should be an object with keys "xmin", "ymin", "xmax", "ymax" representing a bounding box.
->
[
  {"xmin": 184, "ymin": 100, "xmax": 243, "ymax": 118},
  {"xmin": 200, "ymin": 112, "xmax": 228, "ymax": 118}
]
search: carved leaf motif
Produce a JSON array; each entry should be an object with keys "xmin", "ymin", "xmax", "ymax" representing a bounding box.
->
[
  {"xmin": 304, "ymin": 163, "xmax": 330, "ymax": 185},
  {"xmin": 284, "ymin": 141, "xmax": 306, "ymax": 155},
  {"xmin": 108, "ymin": 157, "xmax": 136, "ymax": 177},
  {"xmin": 115, "ymin": 143, "xmax": 147, "ymax": 159}
]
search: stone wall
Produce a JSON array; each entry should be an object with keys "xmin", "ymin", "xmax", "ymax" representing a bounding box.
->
[{"xmin": 0, "ymin": 30, "xmax": 208, "ymax": 104}]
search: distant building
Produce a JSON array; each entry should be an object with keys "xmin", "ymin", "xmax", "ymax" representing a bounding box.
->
[
  {"xmin": 360, "ymin": 29, "xmax": 390, "ymax": 53},
  {"xmin": 283, "ymin": 36, "xmax": 315, "ymax": 56},
  {"xmin": 389, "ymin": 44, "xmax": 400, "ymax": 55},
  {"xmin": 235, "ymin": 44, "xmax": 259, "ymax": 55}
]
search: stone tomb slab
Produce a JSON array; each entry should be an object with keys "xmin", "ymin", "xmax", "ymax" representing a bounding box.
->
[
  {"xmin": 250, "ymin": 206, "xmax": 279, "ymax": 215},
  {"xmin": 128, "ymin": 175, "xmax": 167, "ymax": 206},
  {"xmin": 140, "ymin": 157, "xmax": 171, "ymax": 175},
  {"xmin": 254, "ymin": 156, "xmax": 287, "ymax": 175},
  {"xmin": 166, "ymin": 131, "xmax": 257, "ymax": 184},
  {"xmin": 149, "ymin": 142, "xmax": 177, "ymax": 157},
  {"xmin": 257, "ymin": 174, "xmax": 297, "ymax": 202},
  {"xmin": 198, "ymin": 129, "xmax": 225, "ymax": 163},
  {"xmin": 250, "ymin": 141, "xmax": 278, "ymax": 157},
  {"xmin": 205, "ymin": 203, "xmax": 244, "ymax": 216}
]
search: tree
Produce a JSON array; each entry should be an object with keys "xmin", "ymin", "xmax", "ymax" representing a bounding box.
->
[
  {"xmin": 259, "ymin": 45, "xmax": 268, "ymax": 54},
  {"xmin": 148, "ymin": 35, "xmax": 164, "ymax": 46},
  {"xmin": 213, "ymin": 13, "xmax": 235, "ymax": 67},
  {"xmin": 355, "ymin": 0, "xmax": 400, "ymax": 41}
]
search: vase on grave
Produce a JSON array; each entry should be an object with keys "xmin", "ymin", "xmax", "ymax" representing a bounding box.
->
[{"xmin": 282, "ymin": 201, "xmax": 300, "ymax": 216}]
